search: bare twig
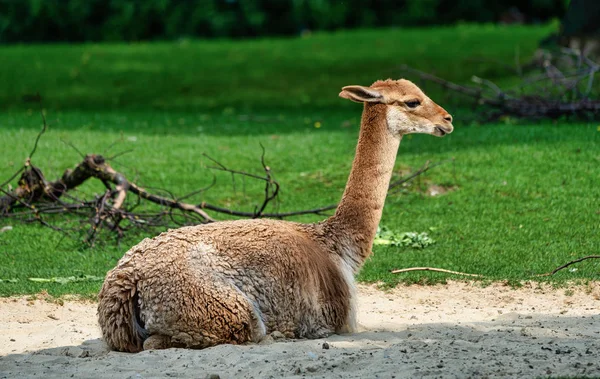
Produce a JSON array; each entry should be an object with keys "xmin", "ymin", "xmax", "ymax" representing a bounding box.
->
[
  {"xmin": 0, "ymin": 167, "xmax": 25, "ymax": 194},
  {"xmin": 176, "ymin": 176, "xmax": 217, "ymax": 202},
  {"xmin": 27, "ymin": 109, "xmax": 47, "ymax": 164},
  {"xmin": 60, "ymin": 138, "xmax": 85, "ymax": 159},
  {"xmin": 127, "ymin": 181, "xmax": 214, "ymax": 222},
  {"xmin": 388, "ymin": 159, "xmax": 452, "ymax": 192},
  {"xmin": 197, "ymin": 203, "xmax": 338, "ymax": 219},
  {"xmin": 254, "ymin": 143, "xmax": 279, "ymax": 217},
  {"xmin": 537, "ymin": 255, "xmax": 600, "ymax": 277},
  {"xmin": 0, "ymin": 111, "xmax": 48, "ymax": 189},
  {"xmin": 106, "ymin": 149, "xmax": 134, "ymax": 161},
  {"xmin": 390, "ymin": 267, "xmax": 484, "ymax": 277},
  {"xmin": 398, "ymin": 64, "xmax": 484, "ymax": 99},
  {"xmin": 399, "ymin": 50, "xmax": 600, "ymax": 120},
  {"xmin": 391, "ymin": 255, "xmax": 600, "ymax": 279}
]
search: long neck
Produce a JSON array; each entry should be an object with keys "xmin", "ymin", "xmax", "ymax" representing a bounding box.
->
[{"xmin": 325, "ymin": 103, "xmax": 401, "ymax": 269}]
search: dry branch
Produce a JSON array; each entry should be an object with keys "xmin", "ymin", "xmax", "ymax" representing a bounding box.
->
[
  {"xmin": 399, "ymin": 49, "xmax": 600, "ymax": 120},
  {"xmin": 536, "ymin": 255, "xmax": 600, "ymax": 277},
  {"xmin": 390, "ymin": 255, "xmax": 600, "ymax": 278},
  {"xmin": 1, "ymin": 117, "xmax": 447, "ymax": 245},
  {"xmin": 390, "ymin": 267, "xmax": 484, "ymax": 278}
]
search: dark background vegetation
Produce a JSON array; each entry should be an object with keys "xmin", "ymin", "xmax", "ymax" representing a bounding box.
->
[{"xmin": 1, "ymin": 0, "xmax": 568, "ymax": 42}]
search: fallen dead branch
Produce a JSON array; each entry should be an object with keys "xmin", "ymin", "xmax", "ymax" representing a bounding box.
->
[
  {"xmin": 400, "ymin": 49, "xmax": 600, "ymax": 120},
  {"xmin": 0, "ymin": 150, "xmax": 321, "ymax": 245},
  {"xmin": 391, "ymin": 255, "xmax": 600, "ymax": 278},
  {"xmin": 536, "ymin": 255, "xmax": 600, "ymax": 277},
  {"xmin": 390, "ymin": 267, "xmax": 483, "ymax": 278},
  {"xmin": 1, "ymin": 116, "xmax": 445, "ymax": 246}
]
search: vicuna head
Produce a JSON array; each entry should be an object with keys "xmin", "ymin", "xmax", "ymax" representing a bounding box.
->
[{"xmin": 339, "ymin": 79, "xmax": 453, "ymax": 137}]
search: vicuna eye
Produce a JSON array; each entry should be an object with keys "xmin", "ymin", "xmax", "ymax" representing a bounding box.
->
[{"xmin": 405, "ymin": 100, "xmax": 421, "ymax": 108}]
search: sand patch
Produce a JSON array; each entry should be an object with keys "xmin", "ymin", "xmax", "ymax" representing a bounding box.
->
[{"xmin": 1, "ymin": 282, "xmax": 599, "ymax": 378}]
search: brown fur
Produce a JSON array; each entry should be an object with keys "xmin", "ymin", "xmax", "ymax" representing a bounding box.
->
[{"xmin": 98, "ymin": 79, "xmax": 453, "ymax": 352}]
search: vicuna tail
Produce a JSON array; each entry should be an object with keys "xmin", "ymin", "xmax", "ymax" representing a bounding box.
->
[{"xmin": 97, "ymin": 266, "xmax": 147, "ymax": 353}]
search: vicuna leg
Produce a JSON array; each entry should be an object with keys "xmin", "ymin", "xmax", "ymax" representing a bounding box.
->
[{"xmin": 138, "ymin": 274, "xmax": 266, "ymax": 349}]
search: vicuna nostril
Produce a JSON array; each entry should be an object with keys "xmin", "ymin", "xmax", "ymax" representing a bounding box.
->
[{"xmin": 444, "ymin": 114, "xmax": 453, "ymax": 122}]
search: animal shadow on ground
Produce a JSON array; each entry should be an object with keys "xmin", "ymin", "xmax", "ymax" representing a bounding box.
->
[{"xmin": 1, "ymin": 314, "xmax": 599, "ymax": 379}]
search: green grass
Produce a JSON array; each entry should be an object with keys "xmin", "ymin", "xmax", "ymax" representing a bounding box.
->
[
  {"xmin": 2, "ymin": 24, "xmax": 553, "ymax": 111},
  {"xmin": 1, "ymin": 23, "xmax": 599, "ymax": 297}
]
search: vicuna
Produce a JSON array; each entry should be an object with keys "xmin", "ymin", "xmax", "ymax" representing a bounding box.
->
[{"xmin": 98, "ymin": 79, "xmax": 454, "ymax": 352}]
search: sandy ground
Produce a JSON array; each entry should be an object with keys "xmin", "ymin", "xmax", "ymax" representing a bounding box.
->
[{"xmin": 1, "ymin": 282, "xmax": 599, "ymax": 379}]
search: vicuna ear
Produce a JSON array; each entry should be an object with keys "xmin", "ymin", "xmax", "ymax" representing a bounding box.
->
[{"xmin": 339, "ymin": 85, "xmax": 383, "ymax": 103}]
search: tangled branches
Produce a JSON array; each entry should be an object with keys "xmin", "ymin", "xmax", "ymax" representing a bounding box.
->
[
  {"xmin": 1, "ymin": 115, "xmax": 445, "ymax": 246},
  {"xmin": 401, "ymin": 49, "xmax": 600, "ymax": 120}
]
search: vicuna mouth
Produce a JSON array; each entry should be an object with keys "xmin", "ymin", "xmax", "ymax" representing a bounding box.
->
[{"xmin": 435, "ymin": 126, "xmax": 450, "ymax": 136}]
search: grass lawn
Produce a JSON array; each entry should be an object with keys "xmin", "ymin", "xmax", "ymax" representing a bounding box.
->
[
  {"xmin": 1, "ymin": 24, "xmax": 599, "ymax": 297},
  {"xmin": 2, "ymin": 24, "xmax": 553, "ymax": 112}
]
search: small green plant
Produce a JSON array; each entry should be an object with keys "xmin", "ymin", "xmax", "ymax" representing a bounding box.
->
[{"xmin": 373, "ymin": 226, "xmax": 436, "ymax": 249}]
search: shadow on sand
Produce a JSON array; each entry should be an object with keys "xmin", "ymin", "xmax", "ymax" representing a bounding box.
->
[{"xmin": 1, "ymin": 313, "xmax": 599, "ymax": 379}]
